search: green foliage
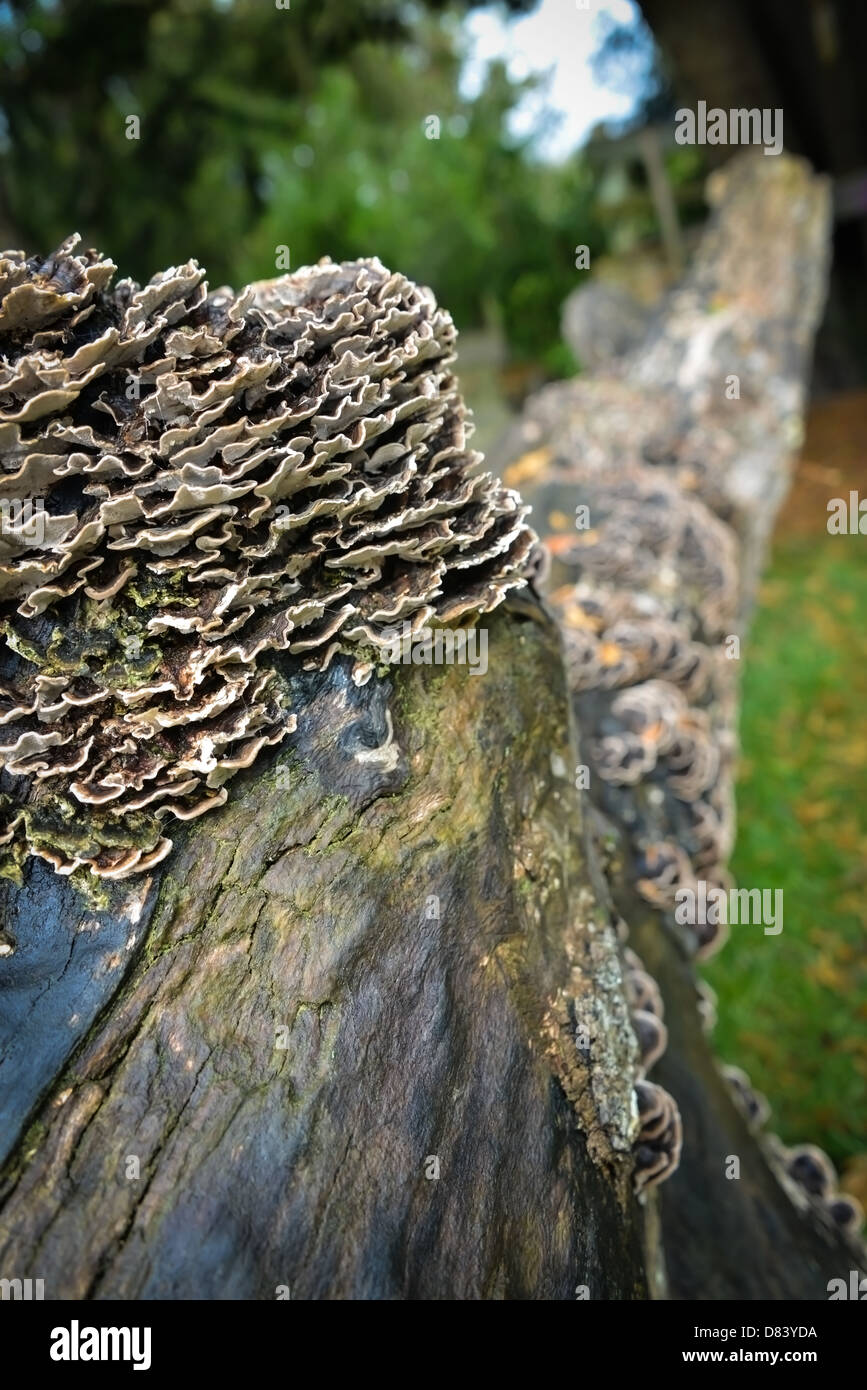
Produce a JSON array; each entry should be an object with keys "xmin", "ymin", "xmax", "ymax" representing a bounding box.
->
[{"xmin": 0, "ymin": 0, "xmax": 599, "ymax": 370}]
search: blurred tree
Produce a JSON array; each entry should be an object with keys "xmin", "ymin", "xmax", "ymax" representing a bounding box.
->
[{"xmin": 0, "ymin": 0, "xmax": 594, "ymax": 370}]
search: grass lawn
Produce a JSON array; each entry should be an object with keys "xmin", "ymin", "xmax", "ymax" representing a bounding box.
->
[{"xmin": 704, "ymin": 409, "xmax": 867, "ymax": 1178}]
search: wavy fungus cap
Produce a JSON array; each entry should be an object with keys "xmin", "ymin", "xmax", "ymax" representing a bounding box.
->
[{"xmin": 0, "ymin": 238, "xmax": 541, "ymax": 879}]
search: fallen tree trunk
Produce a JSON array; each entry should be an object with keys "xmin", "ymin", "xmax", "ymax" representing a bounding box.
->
[
  {"xmin": 496, "ymin": 151, "xmax": 867, "ymax": 1298},
  {"xmin": 0, "ymin": 245, "xmax": 663, "ymax": 1299},
  {"xmin": 1, "ymin": 153, "xmax": 863, "ymax": 1303},
  {"xmin": 0, "ymin": 606, "xmax": 655, "ymax": 1299}
]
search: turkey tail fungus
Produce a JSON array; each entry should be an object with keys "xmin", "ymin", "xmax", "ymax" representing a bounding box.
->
[
  {"xmin": 0, "ymin": 242, "xmax": 541, "ymax": 880},
  {"xmin": 1, "ymin": 159, "xmax": 865, "ymax": 1299}
]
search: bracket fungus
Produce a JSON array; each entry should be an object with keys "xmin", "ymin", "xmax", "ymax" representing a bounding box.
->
[
  {"xmin": 623, "ymin": 945, "xmax": 669, "ymax": 1078},
  {"xmin": 826, "ymin": 1195, "xmax": 864, "ymax": 1236},
  {"xmin": 780, "ymin": 1145, "xmax": 865, "ymax": 1238},
  {"xmin": 784, "ymin": 1143, "xmax": 837, "ymax": 1199},
  {"xmin": 543, "ymin": 463, "xmax": 739, "ymax": 960},
  {"xmin": 721, "ymin": 1062, "xmax": 771, "ymax": 1131},
  {"xmin": 719, "ymin": 1063, "xmax": 865, "ymax": 1241},
  {"xmin": 633, "ymin": 1078, "xmax": 683, "ymax": 1192},
  {"xmin": 621, "ymin": 945, "xmax": 680, "ymax": 1190},
  {"xmin": 0, "ymin": 238, "xmax": 540, "ymax": 879}
]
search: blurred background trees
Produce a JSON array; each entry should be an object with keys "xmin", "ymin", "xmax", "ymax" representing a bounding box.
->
[{"xmin": 0, "ymin": 0, "xmax": 695, "ymax": 378}]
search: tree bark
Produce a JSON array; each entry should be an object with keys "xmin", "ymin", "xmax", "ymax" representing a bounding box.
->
[
  {"xmin": 1, "ymin": 151, "xmax": 863, "ymax": 1303},
  {"xmin": 494, "ymin": 151, "xmax": 867, "ymax": 1298},
  {"xmin": 0, "ymin": 607, "xmax": 652, "ymax": 1299}
]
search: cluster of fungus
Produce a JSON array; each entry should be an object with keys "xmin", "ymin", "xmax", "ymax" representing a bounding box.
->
[
  {"xmin": 500, "ymin": 375, "xmax": 749, "ymax": 542},
  {"xmin": 499, "ymin": 155, "xmax": 846, "ymax": 1216},
  {"xmin": 622, "ymin": 944, "xmax": 682, "ymax": 1191},
  {"xmin": 721, "ymin": 1064, "xmax": 864, "ymax": 1238},
  {"xmin": 633, "ymin": 1080, "xmax": 683, "ymax": 1193},
  {"xmin": 720, "ymin": 1062, "xmax": 770, "ymax": 1130},
  {"xmin": 623, "ymin": 945, "xmax": 667, "ymax": 1074},
  {"xmin": 543, "ymin": 473, "xmax": 861, "ymax": 1217},
  {"xmin": 544, "ymin": 463, "xmax": 739, "ymax": 959},
  {"xmin": 527, "ymin": 468, "xmax": 713, "ymax": 1193},
  {"xmin": 0, "ymin": 237, "xmax": 540, "ymax": 880}
]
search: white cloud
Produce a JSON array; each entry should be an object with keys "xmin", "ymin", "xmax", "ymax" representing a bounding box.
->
[{"xmin": 460, "ymin": 0, "xmax": 643, "ymax": 161}]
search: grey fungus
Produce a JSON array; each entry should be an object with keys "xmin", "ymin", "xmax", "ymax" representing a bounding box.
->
[
  {"xmin": 622, "ymin": 946, "xmax": 668, "ymax": 1077},
  {"xmin": 631, "ymin": 1008, "xmax": 668, "ymax": 1075},
  {"xmin": 633, "ymin": 1078, "xmax": 683, "ymax": 1192},
  {"xmin": 546, "ymin": 464, "xmax": 738, "ymax": 962},
  {"xmin": 622, "ymin": 946, "xmax": 663, "ymax": 1019},
  {"xmin": 552, "ymin": 468, "xmax": 739, "ymax": 645},
  {"xmin": 779, "ymin": 1142, "xmax": 865, "ymax": 1238},
  {"xmin": 621, "ymin": 944, "xmax": 679, "ymax": 1188},
  {"xmin": 722, "ymin": 1065, "xmax": 865, "ymax": 1238},
  {"xmin": 826, "ymin": 1195, "xmax": 864, "ymax": 1236},
  {"xmin": 0, "ymin": 237, "xmax": 542, "ymax": 880},
  {"xmin": 721, "ymin": 1063, "xmax": 770, "ymax": 1131},
  {"xmin": 785, "ymin": 1143, "xmax": 837, "ymax": 1199}
]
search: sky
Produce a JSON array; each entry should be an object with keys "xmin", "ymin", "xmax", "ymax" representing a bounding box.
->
[{"xmin": 460, "ymin": 0, "xmax": 648, "ymax": 160}]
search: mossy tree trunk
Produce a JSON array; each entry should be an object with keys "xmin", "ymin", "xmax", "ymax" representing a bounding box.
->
[
  {"xmin": 1, "ymin": 153, "xmax": 863, "ymax": 1303},
  {"xmin": 0, "ymin": 606, "xmax": 653, "ymax": 1299}
]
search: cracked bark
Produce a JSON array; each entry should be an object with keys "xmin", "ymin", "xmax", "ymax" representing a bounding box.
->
[
  {"xmin": 0, "ymin": 606, "xmax": 651, "ymax": 1299},
  {"xmin": 2, "ymin": 151, "xmax": 861, "ymax": 1303}
]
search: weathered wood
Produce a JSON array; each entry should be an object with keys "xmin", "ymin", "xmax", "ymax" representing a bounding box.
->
[
  {"xmin": 495, "ymin": 151, "xmax": 867, "ymax": 1297},
  {"xmin": 633, "ymin": 893, "xmax": 865, "ymax": 1300},
  {"xmin": 0, "ymin": 608, "xmax": 650, "ymax": 1299},
  {"xmin": 1, "ymin": 152, "xmax": 861, "ymax": 1303}
]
